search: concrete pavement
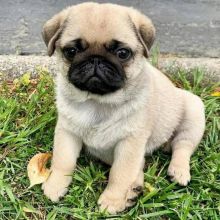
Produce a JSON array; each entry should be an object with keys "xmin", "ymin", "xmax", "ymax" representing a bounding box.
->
[
  {"xmin": 0, "ymin": 0, "xmax": 220, "ymax": 57},
  {"xmin": 0, "ymin": 55, "xmax": 219, "ymax": 82}
]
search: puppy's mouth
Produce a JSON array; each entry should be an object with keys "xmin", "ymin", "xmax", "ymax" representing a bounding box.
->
[{"xmin": 68, "ymin": 56, "xmax": 126, "ymax": 95}]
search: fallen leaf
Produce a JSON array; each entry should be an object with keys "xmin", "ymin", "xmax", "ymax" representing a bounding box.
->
[
  {"xmin": 211, "ymin": 87, "xmax": 220, "ymax": 97},
  {"xmin": 13, "ymin": 78, "xmax": 19, "ymax": 85},
  {"xmin": 20, "ymin": 73, "xmax": 31, "ymax": 86},
  {"xmin": 27, "ymin": 152, "xmax": 52, "ymax": 188},
  {"xmin": 211, "ymin": 91, "xmax": 220, "ymax": 97},
  {"xmin": 145, "ymin": 182, "xmax": 156, "ymax": 192}
]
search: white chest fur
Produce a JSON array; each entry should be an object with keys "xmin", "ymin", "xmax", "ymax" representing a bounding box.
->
[
  {"xmin": 57, "ymin": 97, "xmax": 142, "ymax": 149},
  {"xmin": 55, "ymin": 68, "xmax": 151, "ymax": 151}
]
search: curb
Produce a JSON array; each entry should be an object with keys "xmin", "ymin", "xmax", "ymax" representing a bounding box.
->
[{"xmin": 0, "ymin": 55, "xmax": 220, "ymax": 82}]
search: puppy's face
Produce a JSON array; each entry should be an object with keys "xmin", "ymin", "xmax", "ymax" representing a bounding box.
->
[
  {"xmin": 42, "ymin": 3, "xmax": 155, "ymax": 99},
  {"xmin": 62, "ymin": 39, "xmax": 127, "ymax": 95}
]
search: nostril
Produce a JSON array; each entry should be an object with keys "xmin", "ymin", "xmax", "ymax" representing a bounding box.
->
[
  {"xmin": 93, "ymin": 58, "xmax": 99, "ymax": 65},
  {"xmin": 89, "ymin": 56, "xmax": 104, "ymax": 65}
]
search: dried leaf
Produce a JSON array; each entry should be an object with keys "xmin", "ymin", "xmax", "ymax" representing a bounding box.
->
[
  {"xmin": 211, "ymin": 87, "xmax": 220, "ymax": 97},
  {"xmin": 20, "ymin": 73, "xmax": 31, "ymax": 86},
  {"xmin": 27, "ymin": 152, "xmax": 52, "ymax": 188},
  {"xmin": 145, "ymin": 182, "xmax": 156, "ymax": 192},
  {"xmin": 13, "ymin": 78, "xmax": 19, "ymax": 85},
  {"xmin": 211, "ymin": 91, "xmax": 220, "ymax": 97}
]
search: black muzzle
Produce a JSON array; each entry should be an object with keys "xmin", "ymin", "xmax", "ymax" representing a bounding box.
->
[{"xmin": 68, "ymin": 56, "xmax": 126, "ymax": 95}]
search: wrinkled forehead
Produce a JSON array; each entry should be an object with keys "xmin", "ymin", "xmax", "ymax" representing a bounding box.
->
[{"xmin": 60, "ymin": 5, "xmax": 138, "ymax": 48}]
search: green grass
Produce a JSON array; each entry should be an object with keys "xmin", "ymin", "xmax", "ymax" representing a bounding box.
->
[{"xmin": 0, "ymin": 67, "xmax": 219, "ymax": 220}]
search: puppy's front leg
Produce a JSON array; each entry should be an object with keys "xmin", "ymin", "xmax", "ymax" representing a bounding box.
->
[
  {"xmin": 98, "ymin": 136, "xmax": 146, "ymax": 214},
  {"xmin": 42, "ymin": 120, "xmax": 82, "ymax": 202}
]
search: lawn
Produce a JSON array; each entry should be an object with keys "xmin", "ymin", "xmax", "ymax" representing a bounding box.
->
[{"xmin": 0, "ymin": 66, "xmax": 219, "ymax": 220}]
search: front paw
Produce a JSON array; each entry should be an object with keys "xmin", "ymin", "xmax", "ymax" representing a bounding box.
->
[
  {"xmin": 168, "ymin": 162, "xmax": 191, "ymax": 186},
  {"xmin": 98, "ymin": 189, "xmax": 127, "ymax": 214},
  {"xmin": 42, "ymin": 171, "xmax": 72, "ymax": 202}
]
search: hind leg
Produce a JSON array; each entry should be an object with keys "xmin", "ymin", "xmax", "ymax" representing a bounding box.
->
[{"xmin": 168, "ymin": 92, "xmax": 205, "ymax": 186}]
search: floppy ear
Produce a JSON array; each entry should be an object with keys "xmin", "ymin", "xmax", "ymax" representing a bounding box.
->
[
  {"xmin": 129, "ymin": 10, "xmax": 156, "ymax": 58},
  {"xmin": 42, "ymin": 8, "xmax": 70, "ymax": 56}
]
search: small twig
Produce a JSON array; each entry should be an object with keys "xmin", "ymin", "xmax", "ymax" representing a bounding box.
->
[{"xmin": 0, "ymin": 146, "xmax": 16, "ymax": 161}]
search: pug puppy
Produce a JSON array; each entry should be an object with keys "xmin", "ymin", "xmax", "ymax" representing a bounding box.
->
[{"xmin": 41, "ymin": 2, "xmax": 205, "ymax": 214}]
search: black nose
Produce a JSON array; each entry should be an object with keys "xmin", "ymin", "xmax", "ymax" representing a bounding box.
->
[
  {"xmin": 90, "ymin": 56, "xmax": 103, "ymax": 76},
  {"xmin": 91, "ymin": 56, "xmax": 102, "ymax": 65},
  {"xmin": 68, "ymin": 56, "xmax": 125, "ymax": 95}
]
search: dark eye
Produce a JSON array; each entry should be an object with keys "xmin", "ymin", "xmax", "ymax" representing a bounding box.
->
[
  {"xmin": 116, "ymin": 48, "xmax": 131, "ymax": 61},
  {"xmin": 63, "ymin": 47, "xmax": 77, "ymax": 60}
]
